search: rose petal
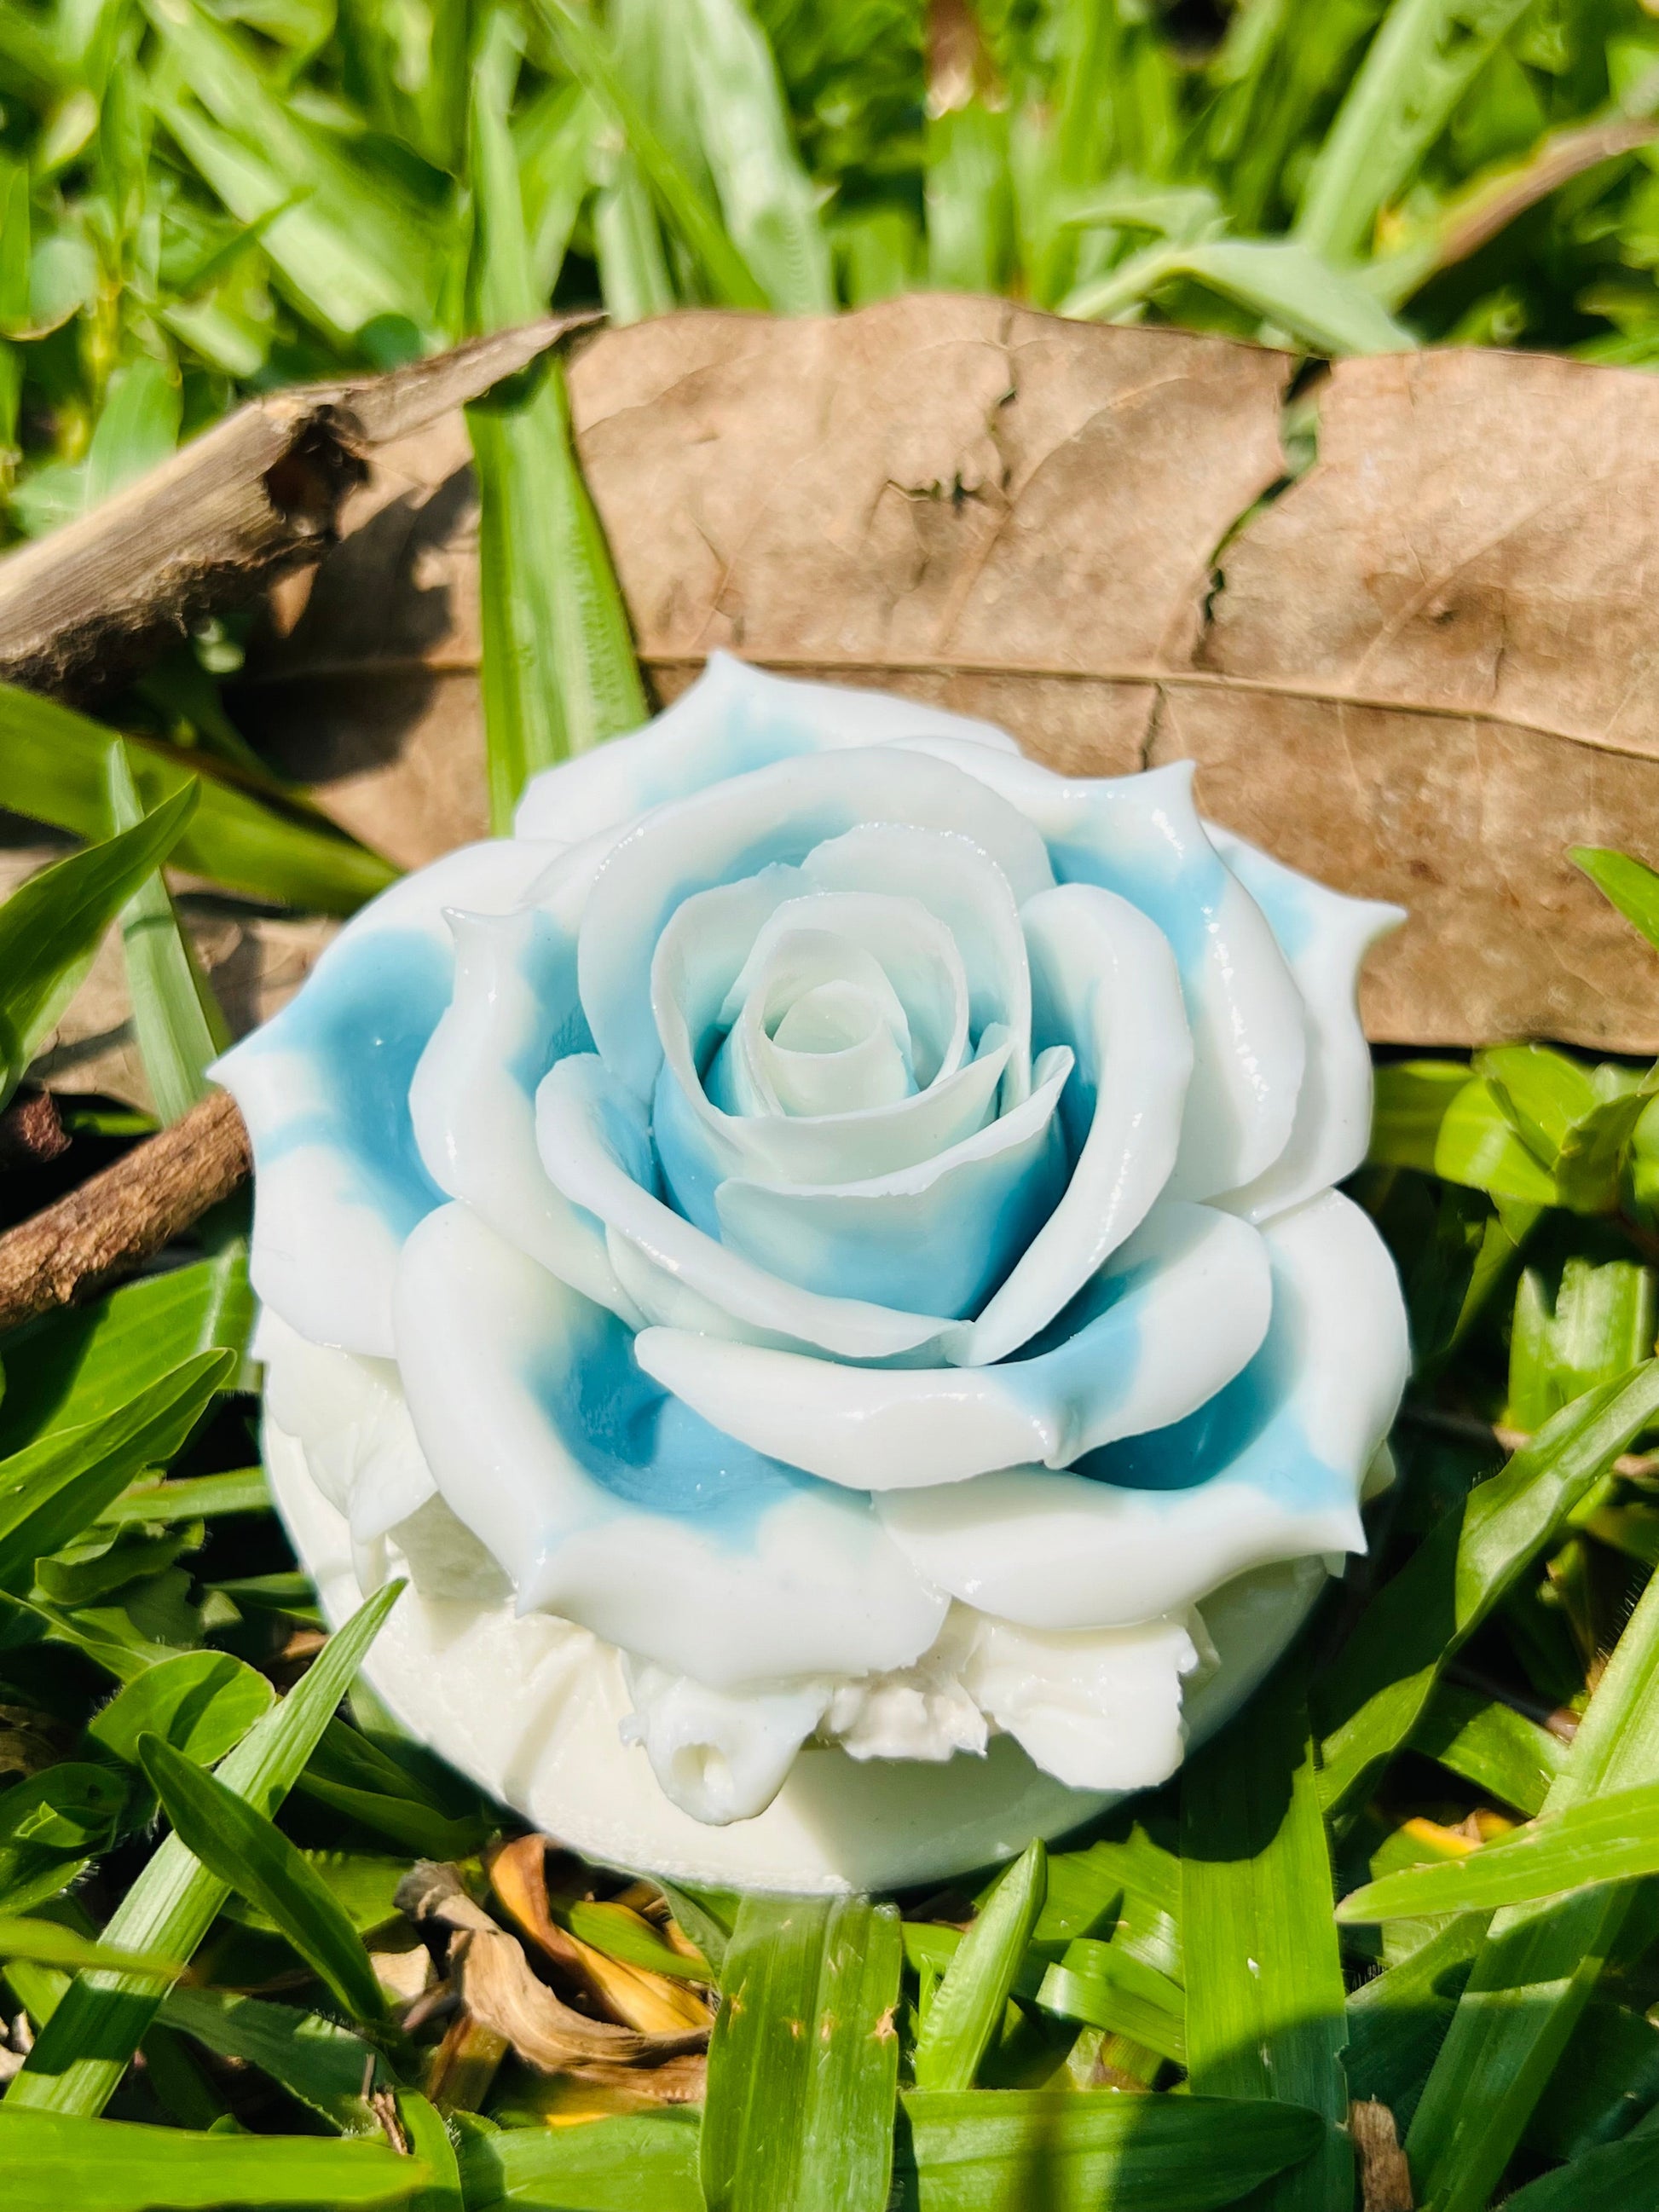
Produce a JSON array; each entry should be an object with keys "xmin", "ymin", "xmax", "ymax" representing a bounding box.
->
[
  {"xmin": 578, "ymin": 746, "xmax": 1053, "ymax": 1100},
  {"xmin": 535, "ymin": 1053, "xmax": 957, "ymax": 1359},
  {"xmin": 214, "ymin": 840, "xmax": 558, "ymax": 1355},
  {"xmin": 634, "ymin": 1202, "xmax": 1271, "ymax": 1489},
  {"xmin": 392, "ymin": 1202, "xmax": 948, "ymax": 1687},
  {"xmin": 408, "ymin": 907, "xmax": 642, "ymax": 1321},
  {"xmin": 513, "ymin": 650, "xmax": 1020, "ymax": 846},
  {"xmin": 939, "ymin": 881, "xmax": 1194, "ymax": 1365},
  {"xmin": 876, "ymin": 1189, "xmax": 1408, "ymax": 1628},
  {"xmin": 713, "ymin": 1047, "xmax": 1072, "ymax": 1319},
  {"xmin": 1207, "ymin": 830, "xmax": 1403, "ymax": 1222},
  {"xmin": 896, "ymin": 745, "xmax": 1307, "ymax": 1201}
]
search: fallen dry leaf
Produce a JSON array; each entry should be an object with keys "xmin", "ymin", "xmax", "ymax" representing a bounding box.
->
[
  {"xmin": 454, "ymin": 1925, "xmax": 707, "ymax": 2094},
  {"xmin": 488, "ymin": 1834, "xmax": 710, "ymax": 2037},
  {"xmin": 234, "ymin": 297, "xmax": 1659, "ymax": 1052},
  {"xmin": 1350, "ymin": 2099, "xmax": 1415, "ymax": 2211},
  {"xmin": 401, "ymin": 1860, "xmax": 708, "ymax": 2101}
]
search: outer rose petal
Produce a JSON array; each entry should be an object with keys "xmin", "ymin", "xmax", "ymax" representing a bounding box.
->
[
  {"xmin": 213, "ymin": 840, "xmax": 559, "ymax": 1356},
  {"xmin": 635, "ymin": 1203, "xmax": 1272, "ymax": 1488},
  {"xmin": 876, "ymin": 1190, "xmax": 1408, "ymax": 1628},
  {"xmin": 392, "ymin": 1201, "xmax": 948, "ymax": 1689},
  {"xmin": 512, "ymin": 650, "xmax": 1019, "ymax": 846},
  {"xmin": 1208, "ymin": 829, "xmax": 1403, "ymax": 1222}
]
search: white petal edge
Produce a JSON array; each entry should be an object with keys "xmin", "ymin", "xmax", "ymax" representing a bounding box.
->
[
  {"xmin": 893, "ymin": 745, "xmax": 1308, "ymax": 1201},
  {"xmin": 1207, "ymin": 828, "xmax": 1404, "ymax": 1223},
  {"xmin": 876, "ymin": 1188, "xmax": 1409, "ymax": 1628},
  {"xmin": 940, "ymin": 881, "xmax": 1194, "ymax": 1365},
  {"xmin": 213, "ymin": 838, "xmax": 559, "ymax": 1357},
  {"xmin": 391, "ymin": 1199, "xmax": 948, "ymax": 1688},
  {"xmin": 637, "ymin": 1203, "xmax": 1270, "ymax": 1488},
  {"xmin": 513, "ymin": 650, "xmax": 1020, "ymax": 845}
]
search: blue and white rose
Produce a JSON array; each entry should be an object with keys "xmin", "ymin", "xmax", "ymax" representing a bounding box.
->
[{"xmin": 222, "ymin": 656, "xmax": 1409, "ymax": 1828}]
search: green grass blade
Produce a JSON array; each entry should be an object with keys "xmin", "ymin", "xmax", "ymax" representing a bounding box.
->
[
  {"xmin": 534, "ymin": 0, "xmax": 766, "ymax": 309},
  {"xmin": 899, "ymin": 2089, "xmax": 1326, "ymax": 2211},
  {"xmin": 0, "ymin": 2107, "xmax": 429, "ymax": 2209},
  {"xmin": 1316, "ymin": 1361, "xmax": 1659, "ymax": 1816},
  {"xmin": 0, "ymin": 1253, "xmax": 254, "ymax": 1454},
  {"xmin": 1036, "ymin": 1940, "xmax": 1187, "ymax": 2067},
  {"xmin": 0, "ymin": 778, "xmax": 197, "ymax": 1108},
  {"xmin": 465, "ymin": 10, "xmax": 647, "ymax": 831},
  {"xmin": 6, "ymin": 1579, "xmax": 403, "ymax": 2113},
  {"xmin": 105, "ymin": 740, "xmax": 228, "ymax": 1124},
  {"xmin": 1408, "ymin": 1680, "xmax": 1568, "ymax": 1816},
  {"xmin": 136, "ymin": 1733, "xmax": 392, "ymax": 2017},
  {"xmin": 1573, "ymin": 846, "xmax": 1659, "ymax": 953},
  {"xmin": 0, "ymin": 684, "xmax": 396, "ymax": 914},
  {"xmin": 85, "ymin": 1649, "xmax": 274, "ymax": 1770},
  {"xmin": 144, "ymin": 0, "xmax": 445, "ymax": 347},
  {"xmin": 396, "ymin": 2089, "xmax": 463, "ymax": 2210},
  {"xmin": 1343, "ymin": 1911, "xmax": 1488, "ymax": 2123},
  {"xmin": 0, "ymin": 1919, "xmax": 185, "ymax": 1979},
  {"xmin": 1182, "ymin": 1674, "xmax": 1350, "ymax": 2210},
  {"xmin": 702, "ymin": 1892, "xmax": 903, "ymax": 2212},
  {"xmin": 1499, "ymin": 2128, "xmax": 1659, "ymax": 2212},
  {"xmin": 675, "ymin": 0, "xmax": 832, "ymax": 313},
  {"xmin": 457, "ymin": 2110, "xmax": 703, "ymax": 2211},
  {"xmin": 84, "ymin": 359, "xmax": 180, "ymax": 511},
  {"xmin": 0, "ymin": 1350, "xmax": 230, "ymax": 1591},
  {"xmin": 160, "ymin": 1985, "xmax": 391, "ymax": 2130},
  {"xmin": 98, "ymin": 1466, "xmax": 270, "ymax": 1525},
  {"xmin": 1063, "ymin": 236, "xmax": 1413, "ymax": 355},
  {"xmin": 1340, "ymin": 1780, "xmax": 1659, "ymax": 1920},
  {"xmin": 292, "ymin": 1774, "xmax": 488, "ymax": 1859},
  {"xmin": 564, "ymin": 1897, "xmax": 712, "ymax": 1983},
  {"xmin": 912, "ymin": 1839, "xmax": 1046, "ymax": 2094},
  {"xmin": 1406, "ymin": 1563, "xmax": 1659, "ymax": 2211},
  {"xmin": 1295, "ymin": 0, "xmax": 1534, "ymax": 263}
]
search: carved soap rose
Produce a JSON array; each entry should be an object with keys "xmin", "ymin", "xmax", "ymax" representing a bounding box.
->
[{"xmin": 223, "ymin": 658, "xmax": 1409, "ymax": 1888}]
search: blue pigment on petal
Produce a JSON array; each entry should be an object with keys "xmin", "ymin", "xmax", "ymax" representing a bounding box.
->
[
  {"xmin": 714, "ymin": 1103, "xmax": 1068, "ymax": 1318},
  {"xmin": 257, "ymin": 927, "xmax": 449, "ymax": 1234},
  {"xmin": 1077, "ymin": 1325, "xmax": 1346, "ymax": 1515},
  {"xmin": 523, "ymin": 1303, "xmax": 823, "ymax": 1544},
  {"xmin": 507, "ymin": 913, "xmax": 592, "ymax": 1094},
  {"xmin": 650, "ymin": 1060, "xmax": 726, "ymax": 1237}
]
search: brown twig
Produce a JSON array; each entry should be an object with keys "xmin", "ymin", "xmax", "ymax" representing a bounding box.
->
[
  {"xmin": 0, "ymin": 315, "xmax": 602, "ymax": 702},
  {"xmin": 0, "ymin": 1088, "xmax": 250, "ymax": 1332},
  {"xmin": 1350, "ymin": 2099, "xmax": 1414, "ymax": 2210},
  {"xmin": 0, "ymin": 1089, "xmax": 69, "ymax": 1170}
]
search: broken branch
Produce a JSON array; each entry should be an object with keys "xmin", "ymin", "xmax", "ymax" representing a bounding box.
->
[{"xmin": 0, "ymin": 1088, "xmax": 250, "ymax": 1333}]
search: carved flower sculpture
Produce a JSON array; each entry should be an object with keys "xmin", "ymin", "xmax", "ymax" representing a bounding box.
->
[{"xmin": 222, "ymin": 657, "xmax": 1409, "ymax": 1882}]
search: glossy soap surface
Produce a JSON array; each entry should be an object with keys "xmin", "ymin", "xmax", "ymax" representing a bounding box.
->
[{"xmin": 220, "ymin": 656, "xmax": 1409, "ymax": 1869}]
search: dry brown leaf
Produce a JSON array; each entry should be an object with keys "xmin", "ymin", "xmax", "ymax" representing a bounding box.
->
[
  {"xmin": 488, "ymin": 1836, "xmax": 710, "ymax": 2036},
  {"xmin": 235, "ymin": 297, "xmax": 1659, "ymax": 1050},
  {"xmin": 454, "ymin": 1925, "xmax": 707, "ymax": 2089}
]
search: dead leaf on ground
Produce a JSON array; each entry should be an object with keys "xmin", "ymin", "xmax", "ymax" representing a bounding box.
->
[
  {"xmin": 488, "ymin": 1834, "xmax": 711, "ymax": 2036},
  {"xmin": 235, "ymin": 297, "xmax": 1659, "ymax": 1053},
  {"xmin": 400, "ymin": 1859, "xmax": 708, "ymax": 2103}
]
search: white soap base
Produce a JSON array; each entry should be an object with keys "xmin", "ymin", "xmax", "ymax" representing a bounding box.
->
[{"xmin": 266, "ymin": 1413, "xmax": 1326, "ymax": 1893}]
